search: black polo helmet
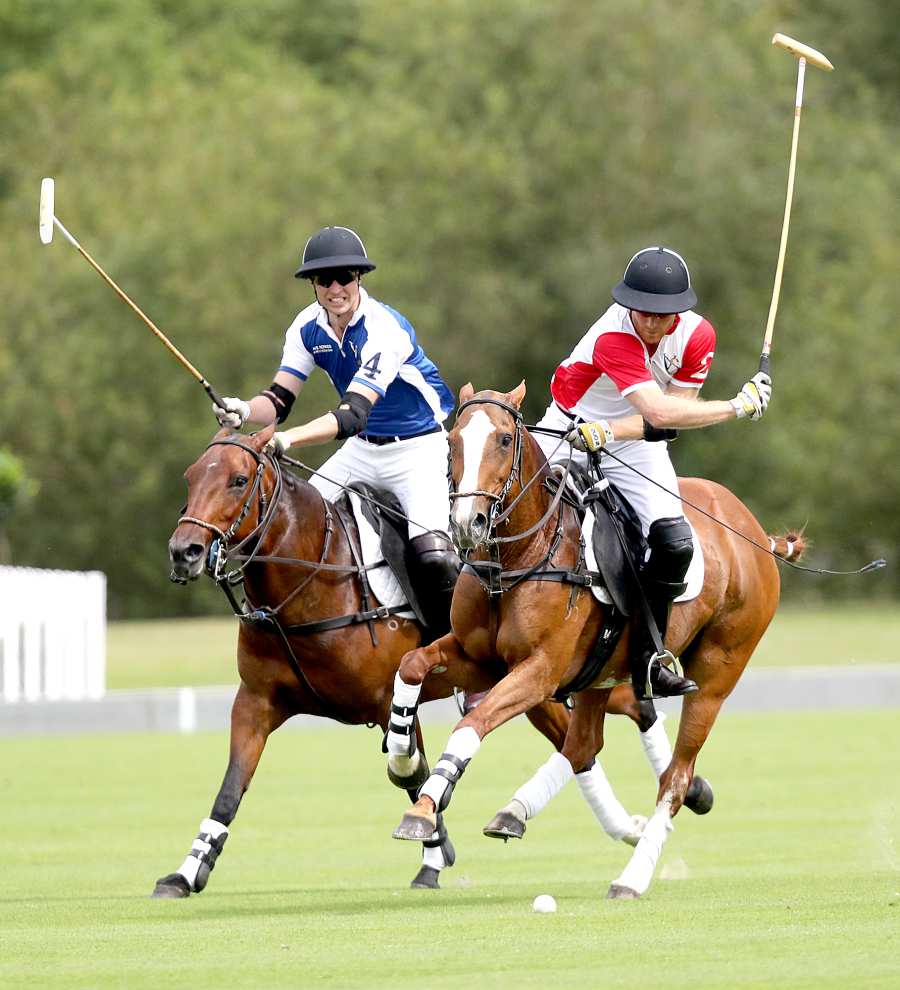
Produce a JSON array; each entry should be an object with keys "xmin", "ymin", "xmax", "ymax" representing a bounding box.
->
[
  {"xmin": 294, "ymin": 226, "xmax": 376, "ymax": 278},
  {"xmin": 611, "ymin": 246, "xmax": 697, "ymax": 314}
]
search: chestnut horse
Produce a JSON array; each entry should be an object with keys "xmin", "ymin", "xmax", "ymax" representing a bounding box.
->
[
  {"xmin": 153, "ymin": 426, "xmax": 577, "ymax": 897},
  {"xmin": 391, "ymin": 383, "xmax": 804, "ymax": 899}
]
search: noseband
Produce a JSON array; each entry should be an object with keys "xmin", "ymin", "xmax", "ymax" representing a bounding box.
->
[
  {"xmin": 449, "ymin": 397, "xmax": 525, "ymax": 531},
  {"xmin": 450, "ymin": 397, "xmax": 571, "ymax": 546}
]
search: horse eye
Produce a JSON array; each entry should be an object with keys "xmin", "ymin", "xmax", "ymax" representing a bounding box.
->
[
  {"xmin": 500, "ymin": 434, "xmax": 513, "ymax": 448},
  {"xmin": 231, "ymin": 474, "xmax": 249, "ymax": 489}
]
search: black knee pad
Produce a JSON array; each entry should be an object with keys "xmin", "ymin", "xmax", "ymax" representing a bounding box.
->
[
  {"xmin": 409, "ymin": 533, "xmax": 461, "ymax": 594},
  {"xmin": 646, "ymin": 516, "xmax": 693, "ymax": 585}
]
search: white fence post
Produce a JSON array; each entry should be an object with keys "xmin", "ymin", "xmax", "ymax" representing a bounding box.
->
[{"xmin": 0, "ymin": 567, "xmax": 106, "ymax": 702}]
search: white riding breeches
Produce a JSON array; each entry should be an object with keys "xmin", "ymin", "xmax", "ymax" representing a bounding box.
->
[
  {"xmin": 534, "ymin": 403, "xmax": 683, "ymax": 534},
  {"xmin": 308, "ymin": 429, "xmax": 451, "ymax": 538}
]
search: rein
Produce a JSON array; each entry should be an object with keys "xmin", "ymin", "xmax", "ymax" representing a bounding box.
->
[
  {"xmin": 587, "ymin": 441, "xmax": 886, "ymax": 577},
  {"xmin": 451, "ymin": 396, "xmax": 573, "ymax": 546},
  {"xmin": 451, "ymin": 397, "xmax": 583, "ymax": 597},
  {"xmin": 176, "ymin": 435, "xmax": 407, "ymax": 717}
]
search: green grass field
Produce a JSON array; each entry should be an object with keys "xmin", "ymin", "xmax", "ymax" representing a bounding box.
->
[
  {"xmin": 1, "ymin": 710, "xmax": 897, "ymax": 989},
  {"xmin": 106, "ymin": 603, "xmax": 900, "ymax": 689}
]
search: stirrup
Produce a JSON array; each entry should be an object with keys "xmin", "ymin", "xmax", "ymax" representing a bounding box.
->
[
  {"xmin": 640, "ymin": 650, "xmax": 676, "ymax": 699},
  {"xmin": 638, "ymin": 651, "xmax": 697, "ymax": 700}
]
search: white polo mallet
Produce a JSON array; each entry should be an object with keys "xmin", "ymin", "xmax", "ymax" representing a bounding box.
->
[
  {"xmin": 39, "ymin": 177, "xmax": 227, "ymax": 409},
  {"xmin": 760, "ymin": 34, "xmax": 834, "ymax": 376}
]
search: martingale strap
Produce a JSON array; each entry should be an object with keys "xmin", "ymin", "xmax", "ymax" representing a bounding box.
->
[
  {"xmin": 193, "ymin": 436, "xmax": 409, "ymax": 720},
  {"xmin": 242, "ymin": 602, "xmax": 410, "ymax": 637},
  {"xmin": 462, "ymin": 561, "xmax": 600, "ymax": 593}
]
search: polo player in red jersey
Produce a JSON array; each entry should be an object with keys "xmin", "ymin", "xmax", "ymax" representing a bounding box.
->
[{"xmin": 534, "ymin": 246, "xmax": 772, "ymax": 699}]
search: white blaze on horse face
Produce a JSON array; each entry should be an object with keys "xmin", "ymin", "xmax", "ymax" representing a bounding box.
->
[{"xmin": 452, "ymin": 410, "xmax": 496, "ymax": 530}]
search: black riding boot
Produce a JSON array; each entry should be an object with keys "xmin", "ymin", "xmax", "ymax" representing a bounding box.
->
[
  {"xmin": 631, "ymin": 517, "xmax": 699, "ymax": 700},
  {"xmin": 407, "ymin": 533, "xmax": 461, "ymax": 639},
  {"xmin": 630, "ymin": 593, "xmax": 698, "ymax": 699}
]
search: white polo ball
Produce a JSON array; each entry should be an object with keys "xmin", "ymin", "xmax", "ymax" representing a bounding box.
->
[{"xmin": 532, "ymin": 893, "xmax": 557, "ymax": 913}]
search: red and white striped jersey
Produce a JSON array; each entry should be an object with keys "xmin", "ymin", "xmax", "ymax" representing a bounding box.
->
[{"xmin": 550, "ymin": 304, "xmax": 716, "ymax": 421}]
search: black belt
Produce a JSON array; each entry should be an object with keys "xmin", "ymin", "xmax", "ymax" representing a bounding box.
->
[{"xmin": 358, "ymin": 424, "xmax": 442, "ymax": 446}]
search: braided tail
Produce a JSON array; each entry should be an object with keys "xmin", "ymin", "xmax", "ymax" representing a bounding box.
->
[{"xmin": 767, "ymin": 529, "xmax": 808, "ymax": 561}]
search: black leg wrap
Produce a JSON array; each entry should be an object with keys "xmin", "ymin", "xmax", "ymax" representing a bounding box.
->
[
  {"xmin": 190, "ymin": 830, "xmax": 228, "ymax": 894},
  {"xmin": 430, "ymin": 753, "xmax": 470, "ymax": 813},
  {"xmin": 422, "ymin": 813, "xmax": 456, "ymax": 868},
  {"xmin": 637, "ymin": 699, "xmax": 658, "ymax": 733},
  {"xmin": 381, "ymin": 702, "xmax": 418, "ymax": 757}
]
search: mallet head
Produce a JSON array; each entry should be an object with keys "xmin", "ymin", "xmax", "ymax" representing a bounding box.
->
[
  {"xmin": 772, "ymin": 33, "xmax": 834, "ymax": 72},
  {"xmin": 39, "ymin": 177, "xmax": 55, "ymax": 244}
]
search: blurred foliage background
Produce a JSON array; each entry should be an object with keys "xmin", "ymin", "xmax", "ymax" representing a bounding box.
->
[{"xmin": 1, "ymin": 0, "xmax": 897, "ymax": 616}]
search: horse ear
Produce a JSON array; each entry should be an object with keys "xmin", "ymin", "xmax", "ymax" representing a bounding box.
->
[
  {"xmin": 459, "ymin": 382, "xmax": 475, "ymax": 404},
  {"xmin": 249, "ymin": 424, "xmax": 275, "ymax": 450},
  {"xmin": 508, "ymin": 379, "xmax": 527, "ymax": 409}
]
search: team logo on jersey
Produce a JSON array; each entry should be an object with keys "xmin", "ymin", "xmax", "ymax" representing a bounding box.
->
[
  {"xmin": 312, "ymin": 343, "xmax": 334, "ymax": 355},
  {"xmin": 663, "ymin": 353, "xmax": 680, "ymax": 374}
]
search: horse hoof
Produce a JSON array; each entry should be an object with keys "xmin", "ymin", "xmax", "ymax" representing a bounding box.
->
[
  {"xmin": 393, "ymin": 811, "xmax": 437, "ymax": 841},
  {"xmin": 482, "ymin": 811, "xmax": 525, "ymax": 841},
  {"xmin": 684, "ymin": 776, "xmax": 714, "ymax": 815},
  {"xmin": 607, "ymin": 883, "xmax": 641, "ymax": 900},
  {"xmin": 151, "ymin": 873, "xmax": 192, "ymax": 899},
  {"xmin": 410, "ymin": 865, "xmax": 441, "ymax": 889},
  {"xmin": 387, "ymin": 751, "xmax": 430, "ymax": 791}
]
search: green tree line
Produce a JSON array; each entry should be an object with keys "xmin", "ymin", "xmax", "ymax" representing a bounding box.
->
[{"xmin": 1, "ymin": 0, "xmax": 897, "ymax": 616}]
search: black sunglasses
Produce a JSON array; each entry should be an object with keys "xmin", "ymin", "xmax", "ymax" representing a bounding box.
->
[{"xmin": 311, "ymin": 269, "xmax": 359, "ymax": 288}]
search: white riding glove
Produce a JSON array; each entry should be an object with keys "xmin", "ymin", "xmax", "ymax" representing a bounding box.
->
[
  {"xmin": 730, "ymin": 372, "xmax": 772, "ymax": 421},
  {"xmin": 212, "ymin": 396, "xmax": 251, "ymax": 429},
  {"xmin": 264, "ymin": 432, "xmax": 291, "ymax": 459},
  {"xmin": 567, "ymin": 420, "xmax": 615, "ymax": 452}
]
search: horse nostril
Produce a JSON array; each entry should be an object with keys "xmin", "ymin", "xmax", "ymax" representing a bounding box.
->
[
  {"xmin": 472, "ymin": 513, "xmax": 488, "ymax": 539},
  {"xmin": 171, "ymin": 542, "xmax": 204, "ymax": 564}
]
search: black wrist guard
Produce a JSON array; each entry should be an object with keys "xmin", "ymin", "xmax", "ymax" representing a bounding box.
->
[
  {"xmin": 261, "ymin": 382, "xmax": 296, "ymax": 424},
  {"xmin": 643, "ymin": 420, "xmax": 679, "ymax": 442},
  {"xmin": 333, "ymin": 391, "xmax": 373, "ymax": 439}
]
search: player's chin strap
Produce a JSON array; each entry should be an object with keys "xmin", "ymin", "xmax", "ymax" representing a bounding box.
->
[{"xmin": 530, "ymin": 425, "xmax": 886, "ymax": 578}]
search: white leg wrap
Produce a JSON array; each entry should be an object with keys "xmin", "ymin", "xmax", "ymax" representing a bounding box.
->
[
  {"xmin": 386, "ymin": 673, "xmax": 423, "ymax": 757},
  {"xmin": 512, "ymin": 752, "xmax": 574, "ymax": 820},
  {"xmin": 639, "ymin": 711, "xmax": 673, "ymax": 780},
  {"xmin": 422, "ymin": 843, "xmax": 446, "ymax": 870},
  {"xmin": 612, "ymin": 801, "xmax": 674, "ymax": 895},
  {"xmin": 576, "ymin": 762, "xmax": 640, "ymax": 841},
  {"xmin": 176, "ymin": 817, "xmax": 229, "ymax": 890},
  {"xmin": 419, "ymin": 726, "xmax": 481, "ymax": 808}
]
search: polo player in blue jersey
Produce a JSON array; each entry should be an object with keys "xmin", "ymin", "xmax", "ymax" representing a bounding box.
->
[{"xmin": 213, "ymin": 226, "xmax": 458, "ymax": 635}]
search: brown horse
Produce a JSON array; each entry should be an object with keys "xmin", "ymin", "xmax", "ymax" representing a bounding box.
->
[
  {"xmin": 391, "ymin": 383, "xmax": 804, "ymax": 898},
  {"xmin": 152, "ymin": 425, "xmax": 575, "ymax": 897}
]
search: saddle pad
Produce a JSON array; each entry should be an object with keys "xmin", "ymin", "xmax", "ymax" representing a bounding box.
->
[
  {"xmin": 348, "ymin": 492, "xmax": 416, "ymax": 620},
  {"xmin": 582, "ymin": 511, "xmax": 705, "ymax": 607}
]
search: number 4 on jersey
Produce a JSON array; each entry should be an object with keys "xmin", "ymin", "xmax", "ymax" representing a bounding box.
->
[{"xmin": 362, "ymin": 352, "xmax": 382, "ymax": 380}]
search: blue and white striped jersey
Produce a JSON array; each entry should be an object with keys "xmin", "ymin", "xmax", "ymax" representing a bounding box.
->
[{"xmin": 278, "ymin": 288, "xmax": 454, "ymax": 436}]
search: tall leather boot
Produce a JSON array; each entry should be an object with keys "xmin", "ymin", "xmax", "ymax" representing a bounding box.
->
[
  {"xmin": 630, "ymin": 587, "xmax": 698, "ymax": 700},
  {"xmin": 630, "ymin": 516, "xmax": 698, "ymax": 700},
  {"xmin": 407, "ymin": 533, "xmax": 461, "ymax": 639}
]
